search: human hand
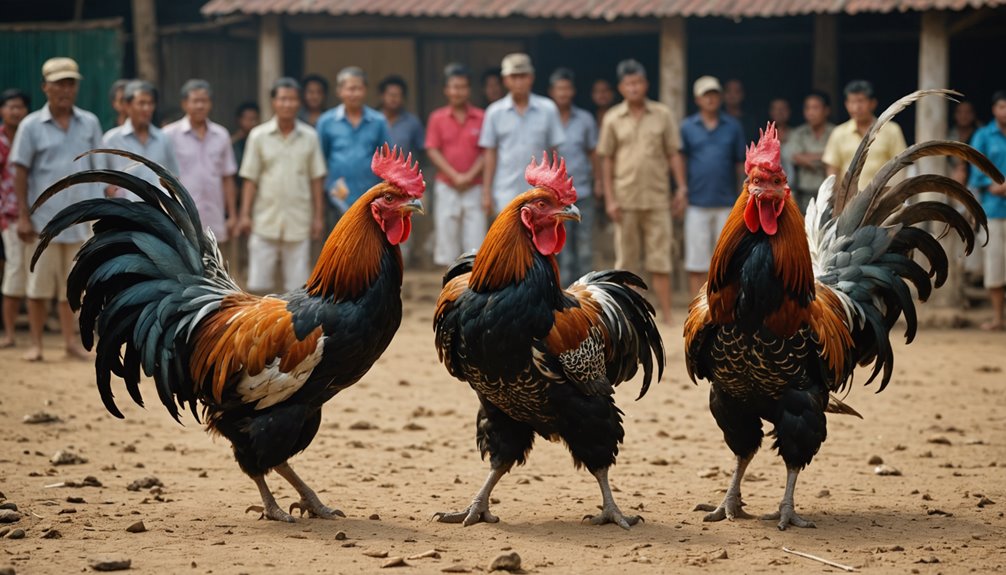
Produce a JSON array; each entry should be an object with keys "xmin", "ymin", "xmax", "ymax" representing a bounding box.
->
[
  {"xmin": 238, "ymin": 215, "xmax": 253, "ymax": 236},
  {"xmin": 605, "ymin": 199, "xmax": 620, "ymax": 223},
  {"xmin": 311, "ymin": 215, "xmax": 324, "ymax": 240},
  {"xmin": 226, "ymin": 216, "xmax": 239, "ymax": 239},
  {"xmin": 482, "ymin": 190, "xmax": 493, "ymax": 216},
  {"xmin": 16, "ymin": 214, "xmax": 35, "ymax": 242},
  {"xmin": 672, "ymin": 192, "xmax": 688, "ymax": 219}
]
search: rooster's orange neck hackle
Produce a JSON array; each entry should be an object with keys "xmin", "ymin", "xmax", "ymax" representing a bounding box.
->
[{"xmin": 307, "ymin": 145, "xmax": 425, "ymax": 300}]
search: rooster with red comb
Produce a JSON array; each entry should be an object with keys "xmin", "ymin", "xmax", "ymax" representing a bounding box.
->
[
  {"xmin": 686, "ymin": 91, "xmax": 1004, "ymax": 529},
  {"xmin": 30, "ymin": 143, "xmax": 425, "ymax": 522},
  {"xmin": 434, "ymin": 152, "xmax": 665, "ymax": 529}
]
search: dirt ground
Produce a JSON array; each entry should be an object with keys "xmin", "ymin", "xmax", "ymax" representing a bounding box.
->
[{"xmin": 1, "ymin": 272, "xmax": 1005, "ymax": 575}]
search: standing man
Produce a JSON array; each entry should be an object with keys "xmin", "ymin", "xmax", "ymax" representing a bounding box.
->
[
  {"xmin": 481, "ymin": 68, "xmax": 504, "ymax": 108},
  {"xmin": 549, "ymin": 67, "xmax": 598, "ymax": 283},
  {"xmin": 597, "ymin": 59, "xmax": 685, "ymax": 323},
  {"xmin": 299, "ymin": 74, "xmax": 329, "ymax": 127},
  {"xmin": 10, "ymin": 57, "xmax": 105, "ymax": 361},
  {"xmin": 480, "ymin": 53, "xmax": 565, "ymax": 215},
  {"xmin": 0, "ymin": 89, "xmax": 30, "ymax": 348},
  {"xmin": 783, "ymin": 90, "xmax": 834, "ymax": 212},
  {"xmin": 232, "ymin": 101, "xmax": 261, "ymax": 176},
  {"xmin": 238, "ymin": 78, "xmax": 326, "ymax": 294},
  {"xmin": 723, "ymin": 78, "xmax": 756, "ymax": 143},
  {"xmin": 969, "ymin": 90, "xmax": 1006, "ymax": 331},
  {"xmin": 163, "ymin": 79, "xmax": 239, "ymax": 245},
  {"xmin": 378, "ymin": 75, "xmax": 425, "ymax": 158},
  {"xmin": 425, "ymin": 63, "xmax": 486, "ymax": 267},
  {"xmin": 102, "ymin": 80, "xmax": 179, "ymax": 199},
  {"xmin": 108, "ymin": 78, "xmax": 129, "ymax": 127},
  {"xmin": 823, "ymin": 80, "xmax": 907, "ymax": 190},
  {"xmin": 316, "ymin": 67, "xmax": 390, "ymax": 230},
  {"xmin": 591, "ymin": 78, "xmax": 616, "ymax": 128},
  {"xmin": 679, "ymin": 75, "xmax": 747, "ymax": 298}
]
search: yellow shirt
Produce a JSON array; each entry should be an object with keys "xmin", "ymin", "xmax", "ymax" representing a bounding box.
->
[
  {"xmin": 239, "ymin": 119, "xmax": 327, "ymax": 242},
  {"xmin": 597, "ymin": 100, "xmax": 681, "ymax": 209},
  {"xmin": 822, "ymin": 118, "xmax": 907, "ymax": 190}
]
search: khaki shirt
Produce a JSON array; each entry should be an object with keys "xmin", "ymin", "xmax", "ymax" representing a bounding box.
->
[
  {"xmin": 822, "ymin": 118, "xmax": 906, "ymax": 190},
  {"xmin": 239, "ymin": 119, "xmax": 326, "ymax": 242},
  {"xmin": 784, "ymin": 122, "xmax": 834, "ymax": 194},
  {"xmin": 597, "ymin": 100, "xmax": 681, "ymax": 209}
]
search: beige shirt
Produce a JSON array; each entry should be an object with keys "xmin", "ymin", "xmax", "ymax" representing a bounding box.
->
[
  {"xmin": 239, "ymin": 119, "xmax": 326, "ymax": 242},
  {"xmin": 597, "ymin": 100, "xmax": 681, "ymax": 209},
  {"xmin": 822, "ymin": 118, "xmax": 907, "ymax": 190}
]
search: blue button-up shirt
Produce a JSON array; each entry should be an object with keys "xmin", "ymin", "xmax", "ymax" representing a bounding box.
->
[
  {"xmin": 479, "ymin": 93, "xmax": 565, "ymax": 211},
  {"xmin": 9, "ymin": 104, "xmax": 105, "ymax": 243},
  {"xmin": 386, "ymin": 111, "xmax": 425, "ymax": 158},
  {"xmin": 680, "ymin": 112, "xmax": 746, "ymax": 208},
  {"xmin": 557, "ymin": 106, "xmax": 597, "ymax": 200},
  {"xmin": 102, "ymin": 119, "xmax": 179, "ymax": 201},
  {"xmin": 317, "ymin": 104, "xmax": 390, "ymax": 207},
  {"xmin": 969, "ymin": 122, "xmax": 1006, "ymax": 219}
]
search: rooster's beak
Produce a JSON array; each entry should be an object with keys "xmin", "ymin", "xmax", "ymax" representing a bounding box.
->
[
  {"xmin": 401, "ymin": 198, "xmax": 425, "ymax": 215},
  {"xmin": 555, "ymin": 204, "xmax": 581, "ymax": 222}
]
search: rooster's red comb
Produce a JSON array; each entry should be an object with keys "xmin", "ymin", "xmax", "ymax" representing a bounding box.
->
[
  {"xmin": 744, "ymin": 122, "xmax": 783, "ymax": 176},
  {"xmin": 372, "ymin": 144, "xmax": 425, "ymax": 198},
  {"xmin": 525, "ymin": 152, "xmax": 576, "ymax": 205}
]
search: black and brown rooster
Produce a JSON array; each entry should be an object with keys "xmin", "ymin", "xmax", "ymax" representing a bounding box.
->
[
  {"xmin": 433, "ymin": 154, "xmax": 664, "ymax": 529},
  {"xmin": 685, "ymin": 90, "xmax": 1004, "ymax": 529},
  {"xmin": 32, "ymin": 145, "xmax": 425, "ymax": 522}
]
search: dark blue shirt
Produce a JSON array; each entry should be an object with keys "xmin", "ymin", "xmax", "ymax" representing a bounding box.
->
[
  {"xmin": 968, "ymin": 122, "xmax": 1006, "ymax": 219},
  {"xmin": 317, "ymin": 104, "xmax": 390, "ymax": 206},
  {"xmin": 680, "ymin": 113, "xmax": 746, "ymax": 208}
]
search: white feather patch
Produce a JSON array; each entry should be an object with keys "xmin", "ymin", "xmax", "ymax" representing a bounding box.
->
[{"xmin": 235, "ymin": 336, "xmax": 326, "ymax": 409}]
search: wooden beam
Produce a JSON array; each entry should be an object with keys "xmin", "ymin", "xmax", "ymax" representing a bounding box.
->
[
  {"xmin": 0, "ymin": 17, "xmax": 122, "ymax": 32},
  {"xmin": 284, "ymin": 14, "xmax": 657, "ymax": 38},
  {"xmin": 917, "ymin": 11, "xmax": 959, "ymax": 307},
  {"xmin": 659, "ymin": 17, "xmax": 686, "ymax": 121},
  {"xmin": 812, "ymin": 14, "xmax": 837, "ymax": 117},
  {"xmin": 131, "ymin": 0, "xmax": 159, "ymax": 83},
  {"xmin": 258, "ymin": 14, "xmax": 283, "ymax": 118}
]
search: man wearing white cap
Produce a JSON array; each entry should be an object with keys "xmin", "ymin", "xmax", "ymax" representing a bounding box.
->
[
  {"xmin": 479, "ymin": 53, "xmax": 565, "ymax": 215},
  {"xmin": 9, "ymin": 57, "xmax": 104, "ymax": 362},
  {"xmin": 679, "ymin": 75, "xmax": 746, "ymax": 297}
]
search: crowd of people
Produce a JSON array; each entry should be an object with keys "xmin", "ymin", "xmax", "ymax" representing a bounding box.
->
[{"xmin": 2, "ymin": 54, "xmax": 1006, "ymax": 360}]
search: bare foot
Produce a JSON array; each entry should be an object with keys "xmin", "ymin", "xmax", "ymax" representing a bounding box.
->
[
  {"xmin": 0, "ymin": 338, "xmax": 15, "ymax": 349},
  {"xmin": 980, "ymin": 321, "xmax": 1004, "ymax": 331},
  {"xmin": 22, "ymin": 347, "xmax": 43, "ymax": 362},
  {"xmin": 64, "ymin": 345, "xmax": 93, "ymax": 361}
]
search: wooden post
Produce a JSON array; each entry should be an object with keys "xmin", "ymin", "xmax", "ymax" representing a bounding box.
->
[
  {"xmin": 659, "ymin": 17, "xmax": 686, "ymax": 121},
  {"xmin": 131, "ymin": 0, "xmax": 159, "ymax": 83},
  {"xmin": 917, "ymin": 11, "xmax": 960, "ymax": 307},
  {"xmin": 812, "ymin": 14, "xmax": 837, "ymax": 117},
  {"xmin": 258, "ymin": 14, "xmax": 283, "ymax": 118}
]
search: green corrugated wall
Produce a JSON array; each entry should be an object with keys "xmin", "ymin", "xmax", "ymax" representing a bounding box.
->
[{"xmin": 0, "ymin": 25, "xmax": 123, "ymax": 129}]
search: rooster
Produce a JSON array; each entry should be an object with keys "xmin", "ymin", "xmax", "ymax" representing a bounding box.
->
[
  {"xmin": 433, "ymin": 153, "xmax": 664, "ymax": 529},
  {"xmin": 686, "ymin": 90, "xmax": 1004, "ymax": 530},
  {"xmin": 31, "ymin": 145, "xmax": 425, "ymax": 522}
]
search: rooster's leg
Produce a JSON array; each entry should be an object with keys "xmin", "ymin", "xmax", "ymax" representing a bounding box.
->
[
  {"xmin": 761, "ymin": 466, "xmax": 815, "ymax": 530},
  {"xmin": 583, "ymin": 467, "xmax": 642, "ymax": 530},
  {"xmin": 246, "ymin": 474, "xmax": 295, "ymax": 522},
  {"xmin": 274, "ymin": 463, "xmax": 346, "ymax": 519},
  {"xmin": 694, "ymin": 454, "xmax": 755, "ymax": 521},
  {"xmin": 433, "ymin": 463, "xmax": 509, "ymax": 526}
]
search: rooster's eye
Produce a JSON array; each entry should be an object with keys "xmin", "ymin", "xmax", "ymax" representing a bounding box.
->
[
  {"xmin": 384, "ymin": 193, "xmax": 393, "ymax": 202},
  {"xmin": 537, "ymin": 201, "xmax": 546, "ymax": 209},
  {"xmin": 752, "ymin": 177, "xmax": 760, "ymax": 185},
  {"xmin": 774, "ymin": 177, "xmax": 781, "ymax": 185}
]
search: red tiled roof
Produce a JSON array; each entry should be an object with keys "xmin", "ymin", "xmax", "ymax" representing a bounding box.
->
[{"xmin": 202, "ymin": 0, "xmax": 1005, "ymax": 18}]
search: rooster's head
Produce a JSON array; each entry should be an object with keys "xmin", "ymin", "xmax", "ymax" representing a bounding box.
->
[
  {"xmin": 369, "ymin": 144, "xmax": 425, "ymax": 245},
  {"xmin": 743, "ymin": 123, "xmax": 791, "ymax": 236},
  {"xmin": 518, "ymin": 152, "xmax": 581, "ymax": 256}
]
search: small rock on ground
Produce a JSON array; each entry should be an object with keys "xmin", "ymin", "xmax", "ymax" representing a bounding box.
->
[
  {"xmin": 489, "ymin": 552, "xmax": 521, "ymax": 572},
  {"xmin": 0, "ymin": 510, "xmax": 21, "ymax": 524},
  {"xmin": 125, "ymin": 521, "xmax": 146, "ymax": 533},
  {"xmin": 126, "ymin": 477, "xmax": 162, "ymax": 492},
  {"xmin": 89, "ymin": 558, "xmax": 132, "ymax": 571}
]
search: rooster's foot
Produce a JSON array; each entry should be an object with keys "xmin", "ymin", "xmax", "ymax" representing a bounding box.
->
[
  {"xmin": 289, "ymin": 499, "xmax": 346, "ymax": 519},
  {"xmin": 433, "ymin": 499, "xmax": 499, "ymax": 526},
  {"xmin": 583, "ymin": 504, "xmax": 643, "ymax": 530},
  {"xmin": 245, "ymin": 504, "xmax": 295, "ymax": 523},
  {"xmin": 761, "ymin": 503, "xmax": 816, "ymax": 530},
  {"xmin": 694, "ymin": 494, "xmax": 753, "ymax": 522}
]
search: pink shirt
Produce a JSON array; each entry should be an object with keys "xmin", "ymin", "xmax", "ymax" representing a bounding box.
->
[
  {"xmin": 425, "ymin": 104, "xmax": 484, "ymax": 184},
  {"xmin": 0, "ymin": 126, "xmax": 15, "ymax": 228},
  {"xmin": 163, "ymin": 117, "xmax": 237, "ymax": 241}
]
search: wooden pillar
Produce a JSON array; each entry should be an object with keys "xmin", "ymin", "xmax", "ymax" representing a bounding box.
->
[
  {"xmin": 258, "ymin": 14, "xmax": 283, "ymax": 118},
  {"xmin": 131, "ymin": 0, "xmax": 159, "ymax": 83},
  {"xmin": 659, "ymin": 17, "xmax": 686, "ymax": 121},
  {"xmin": 812, "ymin": 14, "xmax": 837, "ymax": 116},
  {"xmin": 917, "ymin": 11, "xmax": 960, "ymax": 306}
]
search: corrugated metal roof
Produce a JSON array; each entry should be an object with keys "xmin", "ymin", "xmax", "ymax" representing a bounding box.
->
[{"xmin": 202, "ymin": 0, "xmax": 1006, "ymax": 18}]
